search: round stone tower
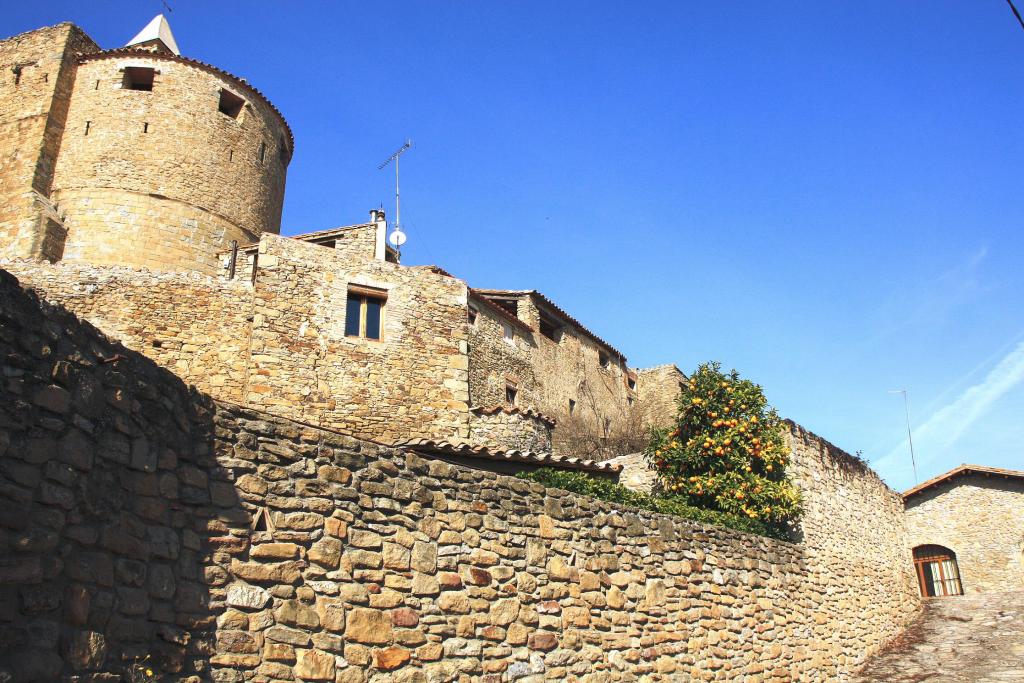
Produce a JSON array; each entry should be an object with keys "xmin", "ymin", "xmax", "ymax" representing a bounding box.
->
[{"xmin": 50, "ymin": 16, "xmax": 292, "ymax": 274}]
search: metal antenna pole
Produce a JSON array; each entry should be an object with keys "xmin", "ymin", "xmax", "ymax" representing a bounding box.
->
[
  {"xmin": 378, "ymin": 140, "xmax": 412, "ymax": 232},
  {"xmin": 889, "ymin": 389, "xmax": 918, "ymax": 484}
]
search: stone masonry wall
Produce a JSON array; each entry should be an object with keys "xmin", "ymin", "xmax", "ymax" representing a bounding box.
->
[
  {"xmin": 468, "ymin": 409, "xmax": 552, "ymax": 453},
  {"xmin": 633, "ymin": 365, "xmax": 684, "ymax": 431},
  {"xmin": 1, "ymin": 258, "xmax": 253, "ymax": 401},
  {"xmin": 1, "ymin": 267, "xmax": 919, "ymax": 682},
  {"xmin": 0, "ymin": 24, "xmax": 98, "ymax": 259},
  {"xmin": 467, "ymin": 299, "xmax": 539, "ymax": 411},
  {"xmin": 50, "ymin": 51, "xmax": 291, "ymax": 274},
  {"xmin": 904, "ymin": 474, "xmax": 1024, "ymax": 594}
]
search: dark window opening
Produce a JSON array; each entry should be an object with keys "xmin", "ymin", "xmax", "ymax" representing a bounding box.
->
[
  {"xmin": 279, "ymin": 136, "xmax": 288, "ymax": 164},
  {"xmin": 627, "ymin": 397, "xmax": 634, "ymax": 407},
  {"xmin": 228, "ymin": 149, "xmax": 234, "ymax": 162},
  {"xmin": 539, "ymin": 314, "xmax": 560, "ymax": 342},
  {"xmin": 599, "ymin": 351, "xmax": 611, "ymax": 369},
  {"xmin": 122, "ymin": 66, "xmax": 155, "ymax": 91},
  {"xmin": 218, "ymin": 89, "xmax": 245, "ymax": 118},
  {"xmin": 505, "ymin": 383, "xmax": 518, "ymax": 405},
  {"xmin": 603, "ymin": 417, "xmax": 611, "ymax": 437},
  {"xmin": 13, "ymin": 66, "xmax": 21, "ymax": 86},
  {"xmin": 492, "ymin": 298, "xmax": 518, "ymax": 316},
  {"xmin": 627, "ymin": 377, "xmax": 637, "ymax": 391},
  {"xmin": 468, "ymin": 306, "xmax": 478, "ymax": 326},
  {"xmin": 143, "ymin": 122, "xmax": 149, "ymax": 133},
  {"xmin": 42, "ymin": 73, "xmax": 48, "ymax": 83},
  {"xmin": 151, "ymin": 340, "xmax": 162, "ymax": 348},
  {"xmin": 568, "ymin": 399, "xmax": 576, "ymax": 415},
  {"xmin": 94, "ymin": 79, "xmax": 99, "ymax": 90},
  {"xmin": 84, "ymin": 121, "xmax": 91, "ymax": 136},
  {"xmin": 345, "ymin": 286, "xmax": 386, "ymax": 340},
  {"xmin": 258, "ymin": 141, "xmax": 266, "ymax": 163}
]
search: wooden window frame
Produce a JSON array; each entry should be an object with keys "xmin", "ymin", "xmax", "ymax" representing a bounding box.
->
[
  {"xmin": 345, "ymin": 285, "xmax": 387, "ymax": 341},
  {"xmin": 502, "ymin": 322, "xmax": 515, "ymax": 345}
]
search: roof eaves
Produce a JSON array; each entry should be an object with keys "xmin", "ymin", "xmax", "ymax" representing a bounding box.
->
[
  {"xmin": 902, "ymin": 464, "xmax": 1024, "ymax": 500},
  {"xmin": 397, "ymin": 439, "xmax": 621, "ymax": 475},
  {"xmin": 468, "ymin": 290, "xmax": 534, "ymax": 333}
]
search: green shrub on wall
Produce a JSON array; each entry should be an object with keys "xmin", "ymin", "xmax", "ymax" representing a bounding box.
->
[
  {"xmin": 647, "ymin": 361, "xmax": 801, "ymax": 532},
  {"xmin": 516, "ymin": 468, "xmax": 779, "ymax": 538}
]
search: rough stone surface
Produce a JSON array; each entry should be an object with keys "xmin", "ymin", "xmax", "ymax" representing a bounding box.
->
[
  {"xmin": 0, "ymin": 266, "xmax": 920, "ymax": 682},
  {"xmin": 853, "ymin": 591, "xmax": 1024, "ymax": 682}
]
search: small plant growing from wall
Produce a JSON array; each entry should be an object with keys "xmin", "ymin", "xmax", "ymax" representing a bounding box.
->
[{"xmin": 646, "ymin": 361, "xmax": 801, "ymax": 531}]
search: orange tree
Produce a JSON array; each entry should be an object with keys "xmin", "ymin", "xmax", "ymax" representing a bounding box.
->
[{"xmin": 646, "ymin": 362, "xmax": 801, "ymax": 530}]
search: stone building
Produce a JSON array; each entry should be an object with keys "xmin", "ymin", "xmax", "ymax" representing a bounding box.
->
[
  {"xmin": 0, "ymin": 17, "xmax": 680, "ymax": 460},
  {"xmin": 903, "ymin": 464, "xmax": 1024, "ymax": 596},
  {"xmin": 0, "ymin": 15, "xmax": 291, "ymax": 275}
]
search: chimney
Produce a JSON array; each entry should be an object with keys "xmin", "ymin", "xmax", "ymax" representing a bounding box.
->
[{"xmin": 370, "ymin": 208, "xmax": 387, "ymax": 261}]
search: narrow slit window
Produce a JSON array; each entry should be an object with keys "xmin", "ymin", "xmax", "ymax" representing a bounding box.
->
[
  {"xmin": 84, "ymin": 121, "xmax": 91, "ymax": 136},
  {"xmin": 258, "ymin": 141, "xmax": 266, "ymax": 163},
  {"xmin": 94, "ymin": 79, "xmax": 99, "ymax": 90},
  {"xmin": 603, "ymin": 417, "xmax": 611, "ymax": 437},
  {"xmin": 143, "ymin": 122, "xmax": 149, "ymax": 133},
  {"xmin": 345, "ymin": 286, "xmax": 387, "ymax": 340},
  {"xmin": 627, "ymin": 376, "xmax": 636, "ymax": 391},
  {"xmin": 13, "ymin": 67, "xmax": 21, "ymax": 86},
  {"xmin": 122, "ymin": 66, "xmax": 155, "ymax": 91},
  {"xmin": 505, "ymin": 383, "xmax": 518, "ymax": 405},
  {"xmin": 218, "ymin": 89, "xmax": 245, "ymax": 118},
  {"xmin": 228, "ymin": 149, "xmax": 234, "ymax": 162},
  {"xmin": 279, "ymin": 136, "xmax": 289, "ymax": 164},
  {"xmin": 468, "ymin": 306, "xmax": 478, "ymax": 326},
  {"xmin": 502, "ymin": 323, "xmax": 514, "ymax": 344},
  {"xmin": 568, "ymin": 399, "xmax": 576, "ymax": 415}
]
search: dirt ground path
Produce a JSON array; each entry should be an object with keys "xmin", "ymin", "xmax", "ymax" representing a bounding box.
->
[{"xmin": 852, "ymin": 591, "xmax": 1024, "ymax": 683}]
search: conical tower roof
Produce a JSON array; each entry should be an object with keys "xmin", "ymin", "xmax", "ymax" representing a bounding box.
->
[{"xmin": 125, "ymin": 14, "xmax": 180, "ymax": 55}]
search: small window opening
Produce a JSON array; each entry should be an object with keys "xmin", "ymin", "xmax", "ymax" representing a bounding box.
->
[
  {"xmin": 493, "ymin": 298, "xmax": 518, "ymax": 316},
  {"xmin": 42, "ymin": 73, "xmax": 48, "ymax": 83},
  {"xmin": 468, "ymin": 306, "xmax": 478, "ymax": 326},
  {"xmin": 627, "ymin": 377, "xmax": 636, "ymax": 391},
  {"xmin": 505, "ymin": 383, "xmax": 518, "ymax": 405},
  {"xmin": 279, "ymin": 136, "xmax": 288, "ymax": 164},
  {"xmin": 121, "ymin": 66, "xmax": 155, "ymax": 91},
  {"xmin": 502, "ymin": 323, "xmax": 514, "ymax": 344},
  {"xmin": 143, "ymin": 122, "xmax": 149, "ymax": 133},
  {"xmin": 568, "ymin": 399, "xmax": 576, "ymax": 415},
  {"xmin": 257, "ymin": 141, "xmax": 266, "ymax": 163},
  {"xmin": 13, "ymin": 66, "xmax": 21, "ymax": 86},
  {"xmin": 345, "ymin": 286, "xmax": 387, "ymax": 340},
  {"xmin": 94, "ymin": 79, "xmax": 100, "ymax": 90},
  {"xmin": 151, "ymin": 340, "xmax": 162, "ymax": 348},
  {"xmin": 603, "ymin": 417, "xmax": 611, "ymax": 437},
  {"xmin": 218, "ymin": 89, "xmax": 245, "ymax": 118},
  {"xmin": 228, "ymin": 149, "xmax": 234, "ymax": 162},
  {"xmin": 84, "ymin": 121, "xmax": 91, "ymax": 136},
  {"xmin": 627, "ymin": 397, "xmax": 635, "ymax": 407},
  {"xmin": 599, "ymin": 351, "xmax": 611, "ymax": 369}
]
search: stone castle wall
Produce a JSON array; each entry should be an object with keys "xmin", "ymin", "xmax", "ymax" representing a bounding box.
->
[
  {"xmin": 0, "ymin": 268, "xmax": 919, "ymax": 682},
  {"xmin": 904, "ymin": 474, "xmax": 1024, "ymax": 594},
  {"xmin": 0, "ymin": 24, "xmax": 98, "ymax": 260},
  {"xmin": 633, "ymin": 365, "xmax": 683, "ymax": 430},
  {"xmin": 51, "ymin": 52, "xmax": 291, "ymax": 274}
]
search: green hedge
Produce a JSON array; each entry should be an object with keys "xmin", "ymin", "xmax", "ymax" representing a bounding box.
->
[{"xmin": 516, "ymin": 468, "xmax": 788, "ymax": 539}]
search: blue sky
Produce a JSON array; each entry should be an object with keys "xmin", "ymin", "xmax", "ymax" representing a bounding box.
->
[{"xmin": 8, "ymin": 2, "xmax": 1023, "ymax": 490}]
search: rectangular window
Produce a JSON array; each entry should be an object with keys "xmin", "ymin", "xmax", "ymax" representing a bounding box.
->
[
  {"xmin": 84, "ymin": 121, "xmax": 91, "ymax": 136},
  {"xmin": 599, "ymin": 351, "xmax": 611, "ymax": 369},
  {"xmin": 468, "ymin": 306, "xmax": 478, "ymax": 326},
  {"xmin": 627, "ymin": 377, "xmax": 636, "ymax": 391},
  {"xmin": 603, "ymin": 417, "xmax": 611, "ymax": 436},
  {"xmin": 345, "ymin": 286, "xmax": 387, "ymax": 340},
  {"xmin": 502, "ymin": 323, "xmax": 514, "ymax": 344},
  {"xmin": 568, "ymin": 399, "xmax": 576, "ymax": 415},
  {"xmin": 218, "ymin": 89, "xmax": 245, "ymax": 118},
  {"xmin": 258, "ymin": 142, "xmax": 267, "ymax": 163},
  {"xmin": 122, "ymin": 66, "xmax": 155, "ymax": 91},
  {"xmin": 143, "ymin": 122, "xmax": 149, "ymax": 133},
  {"xmin": 505, "ymin": 383, "xmax": 518, "ymax": 405}
]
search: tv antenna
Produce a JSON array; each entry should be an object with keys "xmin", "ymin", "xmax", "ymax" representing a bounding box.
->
[
  {"xmin": 378, "ymin": 139, "xmax": 412, "ymax": 250},
  {"xmin": 888, "ymin": 389, "xmax": 918, "ymax": 484}
]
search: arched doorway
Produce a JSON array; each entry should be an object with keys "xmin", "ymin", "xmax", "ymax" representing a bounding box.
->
[{"xmin": 913, "ymin": 545, "xmax": 963, "ymax": 597}]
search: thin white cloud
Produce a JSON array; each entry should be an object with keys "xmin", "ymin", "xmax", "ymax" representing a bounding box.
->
[{"xmin": 874, "ymin": 339, "xmax": 1024, "ymax": 478}]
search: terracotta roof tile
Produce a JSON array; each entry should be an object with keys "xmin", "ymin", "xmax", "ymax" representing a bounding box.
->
[
  {"xmin": 397, "ymin": 439, "xmax": 621, "ymax": 474},
  {"xmin": 471, "ymin": 404, "xmax": 557, "ymax": 427},
  {"xmin": 902, "ymin": 463, "xmax": 1024, "ymax": 500}
]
